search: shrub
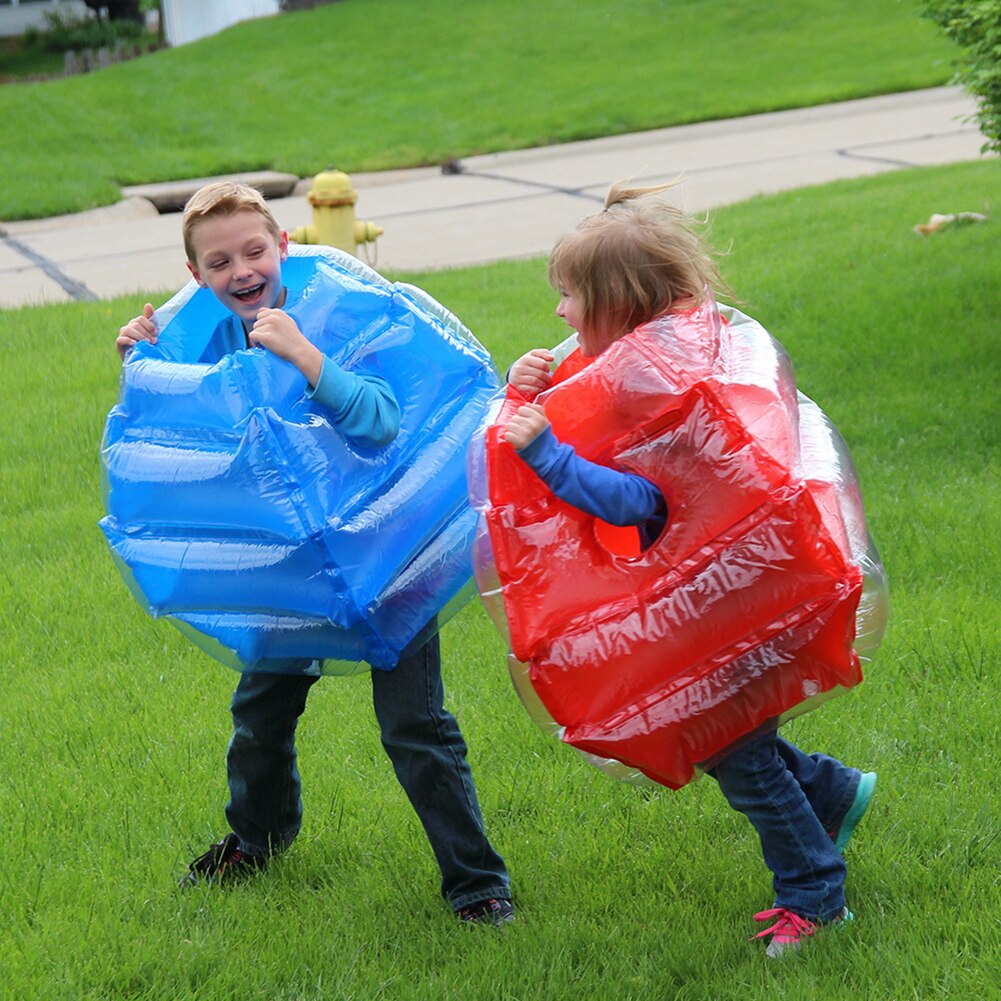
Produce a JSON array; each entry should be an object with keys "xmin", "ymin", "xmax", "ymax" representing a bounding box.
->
[
  {"xmin": 922, "ymin": 1, "xmax": 1001, "ymax": 154},
  {"xmin": 83, "ymin": 1, "xmax": 144, "ymax": 24},
  {"xmin": 22, "ymin": 7, "xmax": 142, "ymax": 54}
]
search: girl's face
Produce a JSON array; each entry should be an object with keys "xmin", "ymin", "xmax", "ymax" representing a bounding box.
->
[
  {"xmin": 187, "ymin": 211, "xmax": 288, "ymax": 328},
  {"xmin": 556, "ymin": 285, "xmax": 612, "ymax": 357}
]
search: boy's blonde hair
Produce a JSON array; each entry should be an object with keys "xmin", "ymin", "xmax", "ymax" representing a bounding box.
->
[
  {"xmin": 182, "ymin": 181, "xmax": 282, "ymax": 264},
  {"xmin": 548, "ymin": 181, "xmax": 728, "ymax": 349}
]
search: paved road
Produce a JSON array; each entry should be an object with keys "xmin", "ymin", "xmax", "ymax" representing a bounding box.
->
[{"xmin": 0, "ymin": 87, "xmax": 989, "ymax": 309}]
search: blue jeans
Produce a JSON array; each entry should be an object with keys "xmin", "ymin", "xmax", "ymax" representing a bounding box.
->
[
  {"xmin": 708, "ymin": 731, "xmax": 861, "ymax": 923},
  {"xmin": 224, "ymin": 633, "xmax": 511, "ymax": 910}
]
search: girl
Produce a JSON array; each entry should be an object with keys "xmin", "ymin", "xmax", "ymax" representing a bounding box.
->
[{"xmin": 503, "ymin": 181, "xmax": 876, "ymax": 958}]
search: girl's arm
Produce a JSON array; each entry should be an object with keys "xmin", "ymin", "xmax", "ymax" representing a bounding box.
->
[
  {"xmin": 507, "ymin": 349, "xmax": 554, "ymax": 397},
  {"xmin": 506, "ymin": 404, "xmax": 664, "ymax": 528}
]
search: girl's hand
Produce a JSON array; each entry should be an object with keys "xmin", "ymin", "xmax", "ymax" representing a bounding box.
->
[
  {"xmin": 508, "ymin": 348, "xmax": 554, "ymax": 396},
  {"xmin": 116, "ymin": 303, "xmax": 157, "ymax": 360},
  {"xmin": 250, "ymin": 308, "xmax": 323, "ymax": 386},
  {"xmin": 503, "ymin": 403, "xmax": 550, "ymax": 450}
]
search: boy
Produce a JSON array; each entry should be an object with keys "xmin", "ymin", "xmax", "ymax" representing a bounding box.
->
[{"xmin": 117, "ymin": 182, "xmax": 513, "ymax": 925}]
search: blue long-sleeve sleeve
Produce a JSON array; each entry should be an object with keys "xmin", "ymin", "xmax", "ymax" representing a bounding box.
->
[
  {"xmin": 307, "ymin": 357, "xmax": 401, "ymax": 448},
  {"xmin": 201, "ymin": 314, "xmax": 400, "ymax": 449},
  {"xmin": 517, "ymin": 426, "xmax": 666, "ymax": 537}
]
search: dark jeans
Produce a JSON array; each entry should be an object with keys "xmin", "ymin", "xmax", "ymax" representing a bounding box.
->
[
  {"xmin": 708, "ymin": 731, "xmax": 861, "ymax": 922},
  {"xmin": 224, "ymin": 633, "xmax": 510, "ymax": 910}
]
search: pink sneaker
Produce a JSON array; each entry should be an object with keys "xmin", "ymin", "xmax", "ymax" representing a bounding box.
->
[{"xmin": 752, "ymin": 906, "xmax": 853, "ymax": 959}]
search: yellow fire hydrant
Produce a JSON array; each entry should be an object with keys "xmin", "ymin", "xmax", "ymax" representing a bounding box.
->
[{"xmin": 290, "ymin": 167, "xmax": 383, "ymax": 257}]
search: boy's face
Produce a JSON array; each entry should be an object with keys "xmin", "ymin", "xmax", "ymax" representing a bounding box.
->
[{"xmin": 187, "ymin": 211, "xmax": 288, "ymax": 327}]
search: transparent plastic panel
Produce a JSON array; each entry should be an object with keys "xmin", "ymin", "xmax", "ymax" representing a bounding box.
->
[
  {"xmin": 101, "ymin": 246, "xmax": 500, "ymax": 673},
  {"xmin": 473, "ymin": 299, "xmax": 887, "ymax": 788}
]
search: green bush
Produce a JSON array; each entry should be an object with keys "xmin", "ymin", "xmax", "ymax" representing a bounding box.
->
[
  {"xmin": 923, "ymin": 0, "xmax": 1001, "ymax": 153},
  {"xmin": 22, "ymin": 7, "xmax": 142, "ymax": 54},
  {"xmin": 83, "ymin": 0, "xmax": 144, "ymax": 24}
]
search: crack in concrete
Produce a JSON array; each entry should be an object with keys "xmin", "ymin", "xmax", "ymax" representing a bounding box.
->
[{"xmin": 2, "ymin": 235, "xmax": 99, "ymax": 302}]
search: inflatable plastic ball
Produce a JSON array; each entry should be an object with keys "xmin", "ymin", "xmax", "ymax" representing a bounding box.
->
[
  {"xmin": 470, "ymin": 300, "xmax": 888, "ymax": 789},
  {"xmin": 101, "ymin": 245, "xmax": 500, "ymax": 674}
]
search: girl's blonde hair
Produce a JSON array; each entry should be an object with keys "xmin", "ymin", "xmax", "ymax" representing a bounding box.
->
[
  {"xmin": 548, "ymin": 180, "xmax": 729, "ymax": 349},
  {"xmin": 182, "ymin": 181, "xmax": 282, "ymax": 264}
]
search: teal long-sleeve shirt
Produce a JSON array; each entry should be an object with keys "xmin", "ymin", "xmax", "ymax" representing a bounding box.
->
[{"xmin": 203, "ymin": 312, "xmax": 401, "ymax": 449}]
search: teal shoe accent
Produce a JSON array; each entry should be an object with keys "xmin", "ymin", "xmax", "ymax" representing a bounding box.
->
[{"xmin": 833, "ymin": 771, "xmax": 877, "ymax": 852}]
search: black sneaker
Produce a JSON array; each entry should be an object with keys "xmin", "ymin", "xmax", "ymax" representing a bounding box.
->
[
  {"xmin": 456, "ymin": 897, "xmax": 515, "ymax": 926},
  {"xmin": 178, "ymin": 833, "xmax": 267, "ymax": 888}
]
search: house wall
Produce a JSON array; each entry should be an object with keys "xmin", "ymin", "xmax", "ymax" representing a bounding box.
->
[
  {"xmin": 0, "ymin": 0, "xmax": 88, "ymax": 39},
  {"xmin": 161, "ymin": 0, "xmax": 280, "ymax": 47}
]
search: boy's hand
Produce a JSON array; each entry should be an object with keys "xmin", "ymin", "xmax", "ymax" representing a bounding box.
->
[
  {"xmin": 250, "ymin": 308, "xmax": 323, "ymax": 387},
  {"xmin": 504, "ymin": 403, "xmax": 550, "ymax": 450},
  {"xmin": 508, "ymin": 349, "xmax": 554, "ymax": 396},
  {"xmin": 116, "ymin": 303, "xmax": 157, "ymax": 360}
]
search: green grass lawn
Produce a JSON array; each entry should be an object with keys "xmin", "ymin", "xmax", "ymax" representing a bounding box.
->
[
  {"xmin": 1, "ymin": 159, "xmax": 998, "ymax": 999},
  {"xmin": 0, "ymin": 0, "xmax": 955, "ymax": 221}
]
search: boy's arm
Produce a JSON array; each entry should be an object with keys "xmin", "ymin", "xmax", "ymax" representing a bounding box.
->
[
  {"xmin": 251, "ymin": 307, "xmax": 400, "ymax": 448},
  {"xmin": 116, "ymin": 303, "xmax": 158, "ymax": 360},
  {"xmin": 307, "ymin": 361, "xmax": 401, "ymax": 448},
  {"xmin": 250, "ymin": 309, "xmax": 324, "ymax": 384}
]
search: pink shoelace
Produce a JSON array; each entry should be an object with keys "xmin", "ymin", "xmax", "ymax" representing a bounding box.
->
[{"xmin": 751, "ymin": 907, "xmax": 818, "ymax": 946}]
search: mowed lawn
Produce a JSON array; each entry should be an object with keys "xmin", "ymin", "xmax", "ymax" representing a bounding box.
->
[
  {"xmin": 0, "ymin": 158, "xmax": 998, "ymax": 999},
  {"xmin": 0, "ymin": 0, "xmax": 955, "ymax": 220}
]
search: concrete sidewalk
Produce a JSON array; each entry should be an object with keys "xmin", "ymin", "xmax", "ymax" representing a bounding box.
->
[{"xmin": 0, "ymin": 87, "xmax": 989, "ymax": 309}]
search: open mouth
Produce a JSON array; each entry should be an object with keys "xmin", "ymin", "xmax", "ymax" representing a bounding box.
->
[{"xmin": 232, "ymin": 283, "xmax": 265, "ymax": 304}]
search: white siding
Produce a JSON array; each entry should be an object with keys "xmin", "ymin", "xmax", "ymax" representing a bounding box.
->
[
  {"xmin": 161, "ymin": 0, "xmax": 279, "ymax": 48},
  {"xmin": 0, "ymin": 1, "xmax": 88, "ymax": 39}
]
